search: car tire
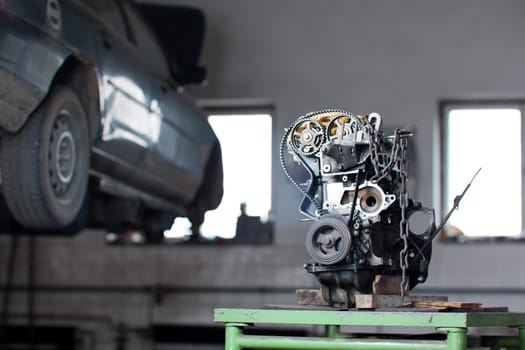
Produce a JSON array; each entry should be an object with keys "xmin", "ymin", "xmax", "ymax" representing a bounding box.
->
[{"xmin": 0, "ymin": 85, "xmax": 90, "ymax": 229}]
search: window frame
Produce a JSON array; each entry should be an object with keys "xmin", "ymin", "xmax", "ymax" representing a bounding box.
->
[{"xmin": 438, "ymin": 99, "xmax": 525, "ymax": 241}]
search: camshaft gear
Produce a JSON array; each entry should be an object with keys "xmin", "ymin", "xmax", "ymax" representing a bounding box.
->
[
  {"xmin": 326, "ymin": 113, "xmax": 360, "ymax": 142},
  {"xmin": 289, "ymin": 118, "xmax": 325, "ymax": 156}
]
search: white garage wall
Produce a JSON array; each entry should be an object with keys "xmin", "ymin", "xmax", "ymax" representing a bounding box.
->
[
  {"xmin": 2, "ymin": 0, "xmax": 525, "ymax": 334},
  {"xmin": 176, "ymin": 0, "xmax": 525, "ymax": 241},
  {"xmin": 173, "ymin": 0, "xmax": 525, "ymax": 304}
]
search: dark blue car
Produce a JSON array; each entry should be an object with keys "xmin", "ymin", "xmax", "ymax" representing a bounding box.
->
[{"xmin": 0, "ymin": 0, "xmax": 223, "ymax": 239}]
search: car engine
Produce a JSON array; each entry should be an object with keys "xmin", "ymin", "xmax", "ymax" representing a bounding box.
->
[{"xmin": 281, "ymin": 110, "xmax": 434, "ymax": 307}]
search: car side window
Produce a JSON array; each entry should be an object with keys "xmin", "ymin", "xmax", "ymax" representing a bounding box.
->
[
  {"xmin": 121, "ymin": 2, "xmax": 170, "ymax": 79},
  {"xmin": 82, "ymin": 0, "xmax": 128, "ymax": 40}
]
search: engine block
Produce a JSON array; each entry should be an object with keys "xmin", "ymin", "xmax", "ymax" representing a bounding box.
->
[{"xmin": 281, "ymin": 110, "xmax": 434, "ymax": 307}]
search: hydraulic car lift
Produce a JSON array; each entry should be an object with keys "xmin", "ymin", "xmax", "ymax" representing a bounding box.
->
[{"xmin": 215, "ymin": 308, "xmax": 525, "ymax": 350}]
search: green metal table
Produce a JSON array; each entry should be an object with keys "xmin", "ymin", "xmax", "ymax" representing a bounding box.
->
[{"xmin": 215, "ymin": 308, "xmax": 525, "ymax": 350}]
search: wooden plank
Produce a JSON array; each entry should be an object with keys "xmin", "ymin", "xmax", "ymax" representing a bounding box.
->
[
  {"xmin": 296, "ymin": 289, "xmax": 329, "ymax": 306},
  {"xmin": 355, "ymin": 294, "xmax": 448, "ymax": 309},
  {"xmin": 372, "ymin": 275, "xmax": 409, "ymax": 295},
  {"xmin": 412, "ymin": 301, "xmax": 482, "ymax": 311},
  {"xmin": 297, "ymin": 288, "xmax": 450, "ymax": 309},
  {"xmin": 296, "ymin": 289, "xmax": 505, "ymax": 312}
]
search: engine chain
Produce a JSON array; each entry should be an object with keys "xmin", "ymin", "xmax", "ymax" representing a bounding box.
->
[
  {"xmin": 358, "ymin": 118, "xmax": 412, "ymax": 297},
  {"xmin": 398, "ymin": 133, "xmax": 410, "ymax": 297},
  {"xmin": 363, "ymin": 118, "xmax": 404, "ymax": 183}
]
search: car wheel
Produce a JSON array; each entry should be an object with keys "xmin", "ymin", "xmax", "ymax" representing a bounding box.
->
[{"xmin": 0, "ymin": 85, "xmax": 90, "ymax": 229}]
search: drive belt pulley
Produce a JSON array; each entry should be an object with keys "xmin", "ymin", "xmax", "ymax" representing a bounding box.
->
[{"xmin": 305, "ymin": 215, "xmax": 352, "ymax": 265}]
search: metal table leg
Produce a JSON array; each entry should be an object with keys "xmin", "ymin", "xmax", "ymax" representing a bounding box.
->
[
  {"xmin": 519, "ymin": 327, "xmax": 525, "ymax": 350},
  {"xmin": 324, "ymin": 325, "xmax": 340, "ymax": 338},
  {"xmin": 225, "ymin": 323, "xmax": 248, "ymax": 350},
  {"xmin": 439, "ymin": 328, "xmax": 467, "ymax": 350}
]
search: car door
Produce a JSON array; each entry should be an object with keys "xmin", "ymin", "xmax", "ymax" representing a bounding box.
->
[
  {"xmin": 119, "ymin": 2, "xmax": 214, "ymax": 204},
  {"xmin": 149, "ymin": 85, "xmax": 214, "ymax": 203},
  {"xmin": 87, "ymin": 0, "xmax": 153, "ymax": 185}
]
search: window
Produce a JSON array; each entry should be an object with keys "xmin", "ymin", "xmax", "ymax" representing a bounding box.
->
[
  {"xmin": 82, "ymin": 0, "xmax": 128, "ymax": 40},
  {"xmin": 167, "ymin": 110, "xmax": 273, "ymax": 242},
  {"xmin": 440, "ymin": 103, "xmax": 523, "ymax": 239},
  {"xmin": 121, "ymin": 3, "xmax": 169, "ymax": 78},
  {"xmin": 201, "ymin": 113, "xmax": 272, "ymax": 240}
]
